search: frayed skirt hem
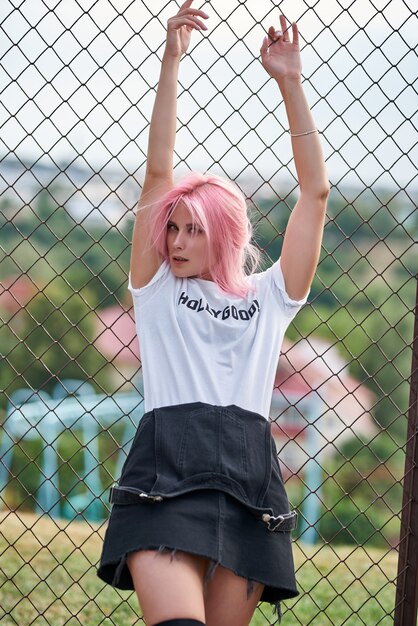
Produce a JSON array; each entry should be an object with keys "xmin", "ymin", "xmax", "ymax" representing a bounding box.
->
[{"xmin": 97, "ymin": 491, "xmax": 299, "ymax": 611}]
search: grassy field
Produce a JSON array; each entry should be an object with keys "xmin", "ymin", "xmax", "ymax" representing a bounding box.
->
[{"xmin": 0, "ymin": 510, "xmax": 398, "ymax": 626}]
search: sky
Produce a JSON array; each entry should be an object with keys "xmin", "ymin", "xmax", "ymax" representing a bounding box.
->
[{"xmin": 0, "ymin": 0, "xmax": 417, "ymax": 201}]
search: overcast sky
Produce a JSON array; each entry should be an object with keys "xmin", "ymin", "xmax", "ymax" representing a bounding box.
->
[{"xmin": 1, "ymin": 0, "xmax": 417, "ymax": 196}]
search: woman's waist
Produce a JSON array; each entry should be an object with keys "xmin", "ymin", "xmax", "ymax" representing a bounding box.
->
[{"xmin": 143, "ymin": 401, "xmax": 268, "ymax": 424}]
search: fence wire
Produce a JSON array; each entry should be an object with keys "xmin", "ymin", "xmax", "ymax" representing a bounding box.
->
[{"xmin": 0, "ymin": 1, "xmax": 417, "ymax": 625}]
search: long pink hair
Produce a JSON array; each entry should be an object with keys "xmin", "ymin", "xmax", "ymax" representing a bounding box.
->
[{"xmin": 147, "ymin": 172, "xmax": 260, "ymax": 297}]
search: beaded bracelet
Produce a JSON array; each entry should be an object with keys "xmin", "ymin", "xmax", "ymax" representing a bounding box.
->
[{"xmin": 289, "ymin": 129, "xmax": 318, "ymax": 137}]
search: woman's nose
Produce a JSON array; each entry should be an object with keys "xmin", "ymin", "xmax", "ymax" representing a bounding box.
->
[{"xmin": 174, "ymin": 231, "xmax": 185, "ymax": 248}]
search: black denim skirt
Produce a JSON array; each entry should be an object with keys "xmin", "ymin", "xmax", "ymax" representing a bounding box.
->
[{"xmin": 97, "ymin": 402, "xmax": 299, "ymax": 609}]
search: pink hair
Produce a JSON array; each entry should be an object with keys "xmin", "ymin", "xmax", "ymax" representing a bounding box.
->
[{"xmin": 148, "ymin": 171, "xmax": 260, "ymax": 297}]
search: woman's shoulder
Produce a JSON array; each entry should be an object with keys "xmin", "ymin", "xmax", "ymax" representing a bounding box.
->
[
  {"xmin": 128, "ymin": 260, "xmax": 173, "ymax": 305},
  {"xmin": 248, "ymin": 258, "xmax": 308, "ymax": 313},
  {"xmin": 247, "ymin": 259, "xmax": 278, "ymax": 285}
]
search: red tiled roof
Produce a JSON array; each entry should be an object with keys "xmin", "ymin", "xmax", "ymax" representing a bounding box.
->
[
  {"xmin": 0, "ymin": 275, "xmax": 38, "ymax": 312},
  {"xmin": 94, "ymin": 306, "xmax": 139, "ymax": 365}
]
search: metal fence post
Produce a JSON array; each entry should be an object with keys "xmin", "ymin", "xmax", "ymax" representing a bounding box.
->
[{"xmin": 394, "ymin": 276, "xmax": 418, "ymax": 626}]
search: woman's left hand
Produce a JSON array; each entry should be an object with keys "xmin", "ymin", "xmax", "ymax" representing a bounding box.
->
[{"xmin": 260, "ymin": 15, "xmax": 302, "ymax": 83}]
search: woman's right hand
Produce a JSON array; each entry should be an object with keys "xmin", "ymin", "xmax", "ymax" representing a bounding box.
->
[{"xmin": 165, "ymin": 0, "xmax": 209, "ymax": 59}]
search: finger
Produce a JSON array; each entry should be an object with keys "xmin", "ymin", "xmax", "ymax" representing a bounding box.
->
[
  {"xmin": 280, "ymin": 15, "xmax": 291, "ymax": 42},
  {"xmin": 268, "ymin": 25, "xmax": 278, "ymax": 39},
  {"xmin": 184, "ymin": 15, "xmax": 208, "ymax": 29},
  {"xmin": 178, "ymin": 7, "xmax": 209, "ymax": 18},
  {"xmin": 180, "ymin": 0, "xmax": 194, "ymax": 8},
  {"xmin": 267, "ymin": 26, "xmax": 283, "ymax": 48},
  {"xmin": 292, "ymin": 21, "xmax": 299, "ymax": 46},
  {"xmin": 267, "ymin": 26, "xmax": 279, "ymax": 42},
  {"xmin": 169, "ymin": 15, "xmax": 208, "ymax": 30},
  {"xmin": 260, "ymin": 35, "xmax": 269, "ymax": 55}
]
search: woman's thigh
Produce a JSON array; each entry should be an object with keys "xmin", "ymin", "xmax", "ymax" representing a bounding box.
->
[
  {"xmin": 126, "ymin": 549, "xmax": 208, "ymax": 626},
  {"xmin": 204, "ymin": 564, "xmax": 264, "ymax": 626}
]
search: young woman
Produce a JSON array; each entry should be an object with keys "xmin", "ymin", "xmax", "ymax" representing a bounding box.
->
[{"xmin": 97, "ymin": 2, "xmax": 329, "ymax": 625}]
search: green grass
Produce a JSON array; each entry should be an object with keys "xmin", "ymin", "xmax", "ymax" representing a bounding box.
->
[{"xmin": 0, "ymin": 511, "xmax": 398, "ymax": 625}]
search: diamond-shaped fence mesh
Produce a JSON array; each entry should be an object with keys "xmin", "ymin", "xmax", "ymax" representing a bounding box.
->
[{"xmin": 1, "ymin": 0, "xmax": 417, "ymax": 624}]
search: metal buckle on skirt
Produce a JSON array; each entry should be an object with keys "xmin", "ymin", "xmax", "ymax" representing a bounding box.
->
[
  {"xmin": 261, "ymin": 511, "xmax": 298, "ymax": 532},
  {"xmin": 109, "ymin": 483, "xmax": 163, "ymax": 503}
]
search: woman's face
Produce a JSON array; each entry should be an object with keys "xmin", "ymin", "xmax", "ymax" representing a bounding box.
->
[{"xmin": 166, "ymin": 202, "xmax": 212, "ymax": 280}]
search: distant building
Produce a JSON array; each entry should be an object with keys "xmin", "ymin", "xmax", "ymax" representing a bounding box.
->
[
  {"xmin": 94, "ymin": 305, "xmax": 139, "ymax": 390},
  {"xmin": 271, "ymin": 337, "xmax": 376, "ymax": 476},
  {"xmin": 0, "ymin": 275, "xmax": 38, "ymax": 315},
  {"xmin": 0, "ymin": 155, "xmax": 138, "ymax": 225}
]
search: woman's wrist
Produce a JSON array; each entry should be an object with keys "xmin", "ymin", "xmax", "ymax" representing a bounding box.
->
[
  {"xmin": 162, "ymin": 50, "xmax": 182, "ymax": 65},
  {"xmin": 275, "ymin": 75, "xmax": 303, "ymax": 96},
  {"xmin": 275, "ymin": 76, "xmax": 318, "ymax": 137}
]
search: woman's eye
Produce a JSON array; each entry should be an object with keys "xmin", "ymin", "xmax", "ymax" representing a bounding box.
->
[{"xmin": 189, "ymin": 226, "xmax": 203, "ymax": 234}]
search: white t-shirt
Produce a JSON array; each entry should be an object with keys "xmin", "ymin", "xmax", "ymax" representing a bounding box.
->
[{"xmin": 128, "ymin": 259, "xmax": 307, "ymax": 419}]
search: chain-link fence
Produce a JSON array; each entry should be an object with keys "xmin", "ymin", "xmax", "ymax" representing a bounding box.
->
[{"xmin": 1, "ymin": 1, "xmax": 417, "ymax": 624}]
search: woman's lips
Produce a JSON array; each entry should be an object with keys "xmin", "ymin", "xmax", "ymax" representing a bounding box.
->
[{"xmin": 172, "ymin": 256, "xmax": 188, "ymax": 264}]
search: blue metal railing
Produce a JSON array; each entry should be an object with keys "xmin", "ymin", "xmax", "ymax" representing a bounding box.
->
[{"xmin": 1, "ymin": 382, "xmax": 144, "ymax": 521}]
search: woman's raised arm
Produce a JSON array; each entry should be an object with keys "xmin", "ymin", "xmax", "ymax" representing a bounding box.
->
[
  {"xmin": 130, "ymin": 0, "xmax": 208, "ymax": 288},
  {"xmin": 260, "ymin": 16, "xmax": 330, "ymax": 301}
]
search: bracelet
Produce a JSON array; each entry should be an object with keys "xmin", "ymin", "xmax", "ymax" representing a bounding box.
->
[{"xmin": 289, "ymin": 129, "xmax": 318, "ymax": 137}]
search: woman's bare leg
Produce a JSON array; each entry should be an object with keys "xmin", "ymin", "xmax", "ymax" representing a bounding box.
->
[
  {"xmin": 127, "ymin": 549, "xmax": 208, "ymax": 625},
  {"xmin": 204, "ymin": 564, "xmax": 264, "ymax": 626}
]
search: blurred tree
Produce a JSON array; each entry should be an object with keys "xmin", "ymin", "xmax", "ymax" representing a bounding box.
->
[
  {"xmin": 319, "ymin": 432, "xmax": 403, "ymax": 547},
  {"xmin": 2, "ymin": 278, "xmax": 108, "ymax": 402}
]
